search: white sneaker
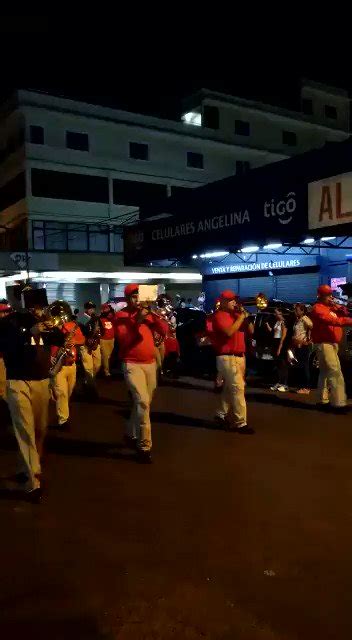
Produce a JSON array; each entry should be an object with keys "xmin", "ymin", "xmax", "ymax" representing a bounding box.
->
[{"xmin": 277, "ymin": 385, "xmax": 288, "ymax": 392}]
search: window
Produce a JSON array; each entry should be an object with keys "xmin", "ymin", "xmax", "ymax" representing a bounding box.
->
[
  {"xmin": 68, "ymin": 224, "xmax": 88, "ymax": 251},
  {"xmin": 88, "ymin": 224, "xmax": 109, "ymax": 252},
  {"xmin": 325, "ymin": 105, "xmax": 337, "ymax": 119},
  {"xmin": 235, "ymin": 119, "xmax": 250, "ymax": 136},
  {"xmin": 187, "ymin": 151, "xmax": 204, "ymax": 169},
  {"xmin": 302, "ymin": 99, "xmax": 313, "ymax": 115},
  {"xmin": 0, "ymin": 172, "xmax": 26, "ymax": 211},
  {"xmin": 45, "ymin": 222, "xmax": 67, "ymax": 251},
  {"xmin": 66, "ymin": 131, "xmax": 89, "ymax": 151},
  {"xmin": 129, "ymin": 142, "xmax": 149, "ymax": 160},
  {"xmin": 30, "ymin": 125, "xmax": 44, "ymax": 145},
  {"xmin": 113, "ymin": 179, "xmax": 167, "ymax": 206},
  {"xmin": 31, "ymin": 169, "xmax": 109, "ymax": 203},
  {"xmin": 236, "ymin": 160, "xmax": 251, "ymax": 176},
  {"xmin": 282, "ymin": 130, "xmax": 297, "ymax": 146},
  {"xmin": 32, "ymin": 221, "xmax": 45, "ymax": 250},
  {"xmin": 202, "ymin": 105, "xmax": 219, "ymax": 129}
]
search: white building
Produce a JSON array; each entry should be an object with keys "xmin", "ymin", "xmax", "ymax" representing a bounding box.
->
[{"xmin": 0, "ymin": 81, "xmax": 349, "ymax": 306}]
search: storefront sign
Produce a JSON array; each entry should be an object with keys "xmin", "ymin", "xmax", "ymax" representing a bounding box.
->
[
  {"xmin": 209, "ymin": 258, "xmax": 303, "ymax": 275},
  {"xmin": 309, "ymin": 171, "xmax": 352, "ymax": 230},
  {"xmin": 202, "ymin": 255, "xmax": 317, "ymax": 276},
  {"xmin": 124, "ymin": 182, "xmax": 307, "ymax": 263}
]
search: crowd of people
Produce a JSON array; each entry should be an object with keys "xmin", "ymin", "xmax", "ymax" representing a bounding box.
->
[{"xmin": 0, "ymin": 281, "xmax": 351, "ymax": 503}]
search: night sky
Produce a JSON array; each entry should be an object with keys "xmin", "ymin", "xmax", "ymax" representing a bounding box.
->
[{"xmin": 1, "ymin": 16, "xmax": 350, "ymax": 120}]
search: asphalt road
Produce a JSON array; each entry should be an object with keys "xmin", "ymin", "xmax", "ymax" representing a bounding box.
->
[{"xmin": 1, "ymin": 378, "xmax": 352, "ymax": 639}]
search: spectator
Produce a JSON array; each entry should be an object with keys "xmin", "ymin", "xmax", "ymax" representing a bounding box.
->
[
  {"xmin": 292, "ymin": 303, "xmax": 313, "ymax": 394},
  {"xmin": 266, "ymin": 308, "xmax": 288, "ymax": 392}
]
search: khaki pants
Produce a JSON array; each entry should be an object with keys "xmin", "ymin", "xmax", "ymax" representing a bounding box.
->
[
  {"xmin": 100, "ymin": 339, "xmax": 114, "ymax": 376},
  {"xmin": 0, "ymin": 357, "xmax": 6, "ymax": 400},
  {"xmin": 216, "ymin": 355, "xmax": 247, "ymax": 427},
  {"xmin": 52, "ymin": 364, "xmax": 76, "ymax": 424},
  {"xmin": 155, "ymin": 343, "xmax": 165, "ymax": 371},
  {"xmin": 122, "ymin": 361, "xmax": 157, "ymax": 451},
  {"xmin": 316, "ymin": 343, "xmax": 346, "ymax": 408},
  {"xmin": 7, "ymin": 379, "xmax": 50, "ymax": 490},
  {"xmin": 80, "ymin": 344, "xmax": 101, "ymax": 387}
]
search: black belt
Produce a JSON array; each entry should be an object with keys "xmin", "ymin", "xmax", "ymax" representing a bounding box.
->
[{"xmin": 219, "ymin": 352, "xmax": 245, "ymax": 357}]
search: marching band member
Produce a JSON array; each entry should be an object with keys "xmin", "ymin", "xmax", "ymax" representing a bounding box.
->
[
  {"xmin": 115, "ymin": 284, "xmax": 167, "ymax": 463},
  {"xmin": 100, "ymin": 303, "xmax": 115, "ymax": 378},
  {"xmin": 0, "ymin": 290, "xmax": 63, "ymax": 502},
  {"xmin": 311, "ymin": 284, "xmax": 352, "ymax": 413},
  {"xmin": 50, "ymin": 302, "xmax": 85, "ymax": 429},
  {"xmin": 79, "ymin": 301, "xmax": 102, "ymax": 396},
  {"xmin": 0, "ymin": 301, "xmax": 12, "ymax": 400},
  {"xmin": 212, "ymin": 290, "xmax": 254, "ymax": 434}
]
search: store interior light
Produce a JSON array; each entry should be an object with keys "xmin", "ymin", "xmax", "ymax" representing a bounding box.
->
[
  {"xmin": 240, "ymin": 245, "xmax": 259, "ymax": 253},
  {"xmin": 0, "ymin": 270, "xmax": 202, "ymax": 284},
  {"xmin": 192, "ymin": 254, "xmax": 198, "ymax": 259},
  {"xmin": 303, "ymin": 238, "xmax": 315, "ymax": 244},
  {"xmin": 321, "ymin": 237, "xmax": 336, "ymax": 241},
  {"xmin": 263, "ymin": 243, "xmax": 282, "ymax": 250},
  {"xmin": 199, "ymin": 251, "xmax": 229, "ymax": 258},
  {"xmin": 182, "ymin": 111, "xmax": 202, "ymax": 126}
]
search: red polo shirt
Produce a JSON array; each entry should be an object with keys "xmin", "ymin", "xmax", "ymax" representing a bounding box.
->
[
  {"xmin": 51, "ymin": 321, "xmax": 85, "ymax": 364},
  {"xmin": 115, "ymin": 309, "xmax": 167, "ymax": 363},
  {"xmin": 100, "ymin": 317, "xmax": 115, "ymax": 340},
  {"xmin": 311, "ymin": 303, "xmax": 352, "ymax": 344},
  {"xmin": 212, "ymin": 310, "xmax": 246, "ymax": 356}
]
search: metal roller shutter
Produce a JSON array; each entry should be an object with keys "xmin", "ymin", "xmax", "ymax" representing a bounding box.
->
[
  {"xmin": 109, "ymin": 284, "xmax": 126, "ymax": 300},
  {"xmin": 239, "ymin": 276, "xmax": 275, "ymax": 300},
  {"xmin": 44, "ymin": 283, "xmax": 77, "ymax": 308},
  {"xmin": 275, "ymin": 273, "xmax": 320, "ymax": 303}
]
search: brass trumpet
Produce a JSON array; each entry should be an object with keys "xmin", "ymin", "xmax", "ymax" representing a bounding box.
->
[{"xmin": 235, "ymin": 292, "xmax": 269, "ymax": 314}]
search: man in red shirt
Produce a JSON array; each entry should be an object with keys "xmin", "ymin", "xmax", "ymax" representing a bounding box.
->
[
  {"xmin": 51, "ymin": 308, "xmax": 85, "ymax": 429},
  {"xmin": 311, "ymin": 284, "xmax": 352, "ymax": 412},
  {"xmin": 212, "ymin": 290, "xmax": 254, "ymax": 434},
  {"xmin": 115, "ymin": 284, "xmax": 167, "ymax": 463},
  {"xmin": 0, "ymin": 301, "xmax": 12, "ymax": 400},
  {"xmin": 100, "ymin": 303, "xmax": 115, "ymax": 377}
]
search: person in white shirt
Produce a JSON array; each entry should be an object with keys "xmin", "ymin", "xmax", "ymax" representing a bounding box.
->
[
  {"xmin": 266, "ymin": 308, "xmax": 288, "ymax": 392},
  {"xmin": 292, "ymin": 303, "xmax": 313, "ymax": 394}
]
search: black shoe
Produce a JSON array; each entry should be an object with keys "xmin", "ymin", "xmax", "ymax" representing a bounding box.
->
[
  {"xmin": 214, "ymin": 415, "xmax": 228, "ymax": 427},
  {"xmin": 58, "ymin": 420, "xmax": 71, "ymax": 431},
  {"xmin": 123, "ymin": 434, "xmax": 138, "ymax": 450},
  {"xmin": 25, "ymin": 488, "xmax": 43, "ymax": 504},
  {"xmin": 136, "ymin": 450, "xmax": 153, "ymax": 464},
  {"xmin": 237, "ymin": 425, "xmax": 255, "ymax": 435},
  {"xmin": 316, "ymin": 402, "xmax": 331, "ymax": 411},
  {"xmin": 331, "ymin": 405, "xmax": 349, "ymax": 415}
]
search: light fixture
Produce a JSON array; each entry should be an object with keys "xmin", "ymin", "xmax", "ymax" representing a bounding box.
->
[
  {"xmin": 181, "ymin": 111, "xmax": 202, "ymax": 126},
  {"xmin": 303, "ymin": 238, "xmax": 315, "ymax": 244},
  {"xmin": 240, "ymin": 245, "xmax": 259, "ymax": 253},
  {"xmin": 263, "ymin": 243, "xmax": 282, "ymax": 250},
  {"xmin": 199, "ymin": 251, "xmax": 230, "ymax": 258},
  {"xmin": 2, "ymin": 270, "xmax": 202, "ymax": 283},
  {"xmin": 192, "ymin": 254, "xmax": 198, "ymax": 259},
  {"xmin": 321, "ymin": 237, "xmax": 336, "ymax": 241}
]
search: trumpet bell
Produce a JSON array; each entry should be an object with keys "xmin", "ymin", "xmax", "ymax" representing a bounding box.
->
[
  {"xmin": 42, "ymin": 300, "xmax": 73, "ymax": 329},
  {"xmin": 256, "ymin": 293, "xmax": 268, "ymax": 310}
]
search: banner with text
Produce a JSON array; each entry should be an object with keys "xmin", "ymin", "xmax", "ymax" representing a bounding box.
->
[
  {"xmin": 309, "ymin": 171, "xmax": 352, "ymax": 230},
  {"xmin": 124, "ymin": 181, "xmax": 307, "ymax": 263}
]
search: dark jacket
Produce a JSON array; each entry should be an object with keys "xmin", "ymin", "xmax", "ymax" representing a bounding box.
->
[{"xmin": 0, "ymin": 311, "xmax": 64, "ymax": 381}]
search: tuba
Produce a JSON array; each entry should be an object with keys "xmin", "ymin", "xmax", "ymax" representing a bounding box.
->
[{"xmin": 41, "ymin": 300, "xmax": 73, "ymax": 330}]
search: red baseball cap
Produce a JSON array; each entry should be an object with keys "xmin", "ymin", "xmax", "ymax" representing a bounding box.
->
[
  {"xmin": 317, "ymin": 284, "xmax": 333, "ymax": 296},
  {"xmin": 219, "ymin": 290, "xmax": 239, "ymax": 301},
  {"xmin": 124, "ymin": 283, "xmax": 139, "ymax": 297}
]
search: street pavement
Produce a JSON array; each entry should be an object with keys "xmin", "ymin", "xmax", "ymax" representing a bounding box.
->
[{"xmin": 1, "ymin": 378, "xmax": 352, "ymax": 639}]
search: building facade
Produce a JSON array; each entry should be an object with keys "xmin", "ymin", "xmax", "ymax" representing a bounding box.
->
[{"xmin": 0, "ymin": 82, "xmax": 350, "ymax": 307}]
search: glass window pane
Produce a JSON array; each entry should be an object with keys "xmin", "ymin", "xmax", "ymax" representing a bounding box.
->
[
  {"xmin": 68, "ymin": 224, "xmax": 88, "ymax": 251},
  {"xmin": 33, "ymin": 228, "xmax": 45, "ymax": 250},
  {"xmin": 112, "ymin": 232, "xmax": 123, "ymax": 253},
  {"xmin": 89, "ymin": 230, "xmax": 109, "ymax": 252},
  {"xmin": 45, "ymin": 225, "xmax": 67, "ymax": 250}
]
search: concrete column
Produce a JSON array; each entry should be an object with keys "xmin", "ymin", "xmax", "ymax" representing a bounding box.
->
[{"xmin": 100, "ymin": 283, "xmax": 109, "ymax": 304}]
